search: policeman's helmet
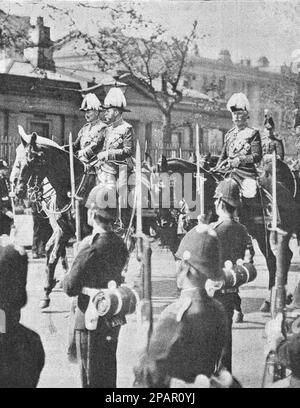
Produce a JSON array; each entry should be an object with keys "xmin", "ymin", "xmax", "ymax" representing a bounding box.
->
[
  {"xmin": 214, "ymin": 178, "xmax": 241, "ymax": 208},
  {"xmin": 226, "ymin": 92, "xmax": 250, "ymax": 113},
  {"xmin": 86, "ymin": 186, "xmax": 115, "ymax": 221},
  {"xmin": 175, "ymin": 224, "xmax": 223, "ymax": 281},
  {"xmin": 0, "ymin": 237, "xmax": 28, "ymax": 311},
  {"xmin": 0, "ymin": 159, "xmax": 8, "ymax": 170},
  {"xmin": 80, "ymin": 93, "xmax": 103, "ymax": 111},
  {"xmin": 102, "ymin": 87, "xmax": 131, "ymax": 112}
]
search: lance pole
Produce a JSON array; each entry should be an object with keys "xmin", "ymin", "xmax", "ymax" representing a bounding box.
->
[
  {"xmin": 69, "ymin": 132, "xmax": 81, "ymax": 245},
  {"xmin": 195, "ymin": 121, "xmax": 205, "ymax": 222},
  {"xmin": 262, "ymin": 149, "xmax": 288, "ymax": 387}
]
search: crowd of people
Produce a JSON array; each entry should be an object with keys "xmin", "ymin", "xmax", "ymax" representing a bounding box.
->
[{"xmin": 1, "ymin": 89, "xmax": 300, "ymax": 388}]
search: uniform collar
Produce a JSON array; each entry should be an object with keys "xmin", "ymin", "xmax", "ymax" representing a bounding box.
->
[
  {"xmin": 218, "ymin": 213, "xmax": 234, "ymax": 222},
  {"xmin": 234, "ymin": 125, "xmax": 247, "ymax": 132},
  {"xmin": 180, "ymin": 287, "xmax": 207, "ymax": 298},
  {"xmin": 87, "ymin": 118, "xmax": 102, "ymax": 127},
  {"xmin": 107, "ymin": 117, "xmax": 123, "ymax": 129}
]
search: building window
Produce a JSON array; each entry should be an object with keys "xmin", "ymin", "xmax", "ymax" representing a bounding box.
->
[{"xmin": 30, "ymin": 121, "xmax": 50, "ymax": 138}]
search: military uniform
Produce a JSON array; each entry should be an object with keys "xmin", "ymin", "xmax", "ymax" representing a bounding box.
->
[
  {"xmin": 211, "ymin": 215, "xmax": 254, "ymax": 372},
  {"xmin": 0, "ymin": 240, "xmax": 45, "ymax": 387},
  {"xmin": 73, "ymin": 119, "xmax": 107, "ymax": 161},
  {"xmin": 262, "ymin": 136, "xmax": 284, "ymax": 161},
  {"xmin": 0, "ymin": 171, "xmax": 12, "ymax": 236},
  {"xmin": 97, "ymin": 117, "xmax": 134, "ymax": 184},
  {"xmin": 63, "ymin": 229, "xmax": 129, "ymax": 388},
  {"xmin": 218, "ymin": 126, "xmax": 262, "ymax": 181},
  {"xmin": 135, "ymin": 288, "xmax": 228, "ymax": 387},
  {"xmin": 135, "ymin": 225, "xmax": 228, "ymax": 388}
]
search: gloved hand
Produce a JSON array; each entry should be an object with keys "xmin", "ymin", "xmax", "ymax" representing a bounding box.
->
[
  {"xmin": 97, "ymin": 151, "xmax": 108, "ymax": 161},
  {"xmin": 229, "ymin": 157, "xmax": 240, "ymax": 168},
  {"xmin": 5, "ymin": 211, "xmax": 14, "ymax": 219}
]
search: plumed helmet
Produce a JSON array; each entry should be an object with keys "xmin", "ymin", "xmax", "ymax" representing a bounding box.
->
[
  {"xmin": 0, "ymin": 159, "xmax": 8, "ymax": 170},
  {"xmin": 264, "ymin": 109, "xmax": 275, "ymax": 130},
  {"xmin": 102, "ymin": 87, "xmax": 131, "ymax": 112},
  {"xmin": 214, "ymin": 178, "xmax": 241, "ymax": 208},
  {"xmin": 0, "ymin": 238, "xmax": 28, "ymax": 311},
  {"xmin": 175, "ymin": 224, "xmax": 223, "ymax": 281},
  {"xmin": 226, "ymin": 92, "xmax": 250, "ymax": 113},
  {"xmin": 85, "ymin": 186, "xmax": 115, "ymax": 221},
  {"xmin": 80, "ymin": 93, "xmax": 102, "ymax": 111}
]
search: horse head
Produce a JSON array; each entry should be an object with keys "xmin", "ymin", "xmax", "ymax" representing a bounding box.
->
[{"xmin": 16, "ymin": 127, "xmax": 47, "ymax": 199}]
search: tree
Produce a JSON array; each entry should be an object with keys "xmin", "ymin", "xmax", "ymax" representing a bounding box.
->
[
  {"xmin": 46, "ymin": 2, "xmax": 199, "ymax": 143},
  {"xmin": 0, "ymin": 9, "xmax": 32, "ymax": 52}
]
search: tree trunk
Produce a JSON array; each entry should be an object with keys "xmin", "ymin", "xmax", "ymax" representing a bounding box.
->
[{"xmin": 162, "ymin": 111, "xmax": 172, "ymax": 144}]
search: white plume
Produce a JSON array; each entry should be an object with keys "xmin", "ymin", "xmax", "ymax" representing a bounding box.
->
[
  {"xmin": 226, "ymin": 92, "xmax": 250, "ymax": 112},
  {"xmin": 104, "ymin": 87, "xmax": 127, "ymax": 109},
  {"xmin": 80, "ymin": 93, "xmax": 101, "ymax": 110}
]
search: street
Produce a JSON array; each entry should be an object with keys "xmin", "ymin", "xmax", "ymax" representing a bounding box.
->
[{"xmin": 16, "ymin": 214, "xmax": 300, "ymax": 388}]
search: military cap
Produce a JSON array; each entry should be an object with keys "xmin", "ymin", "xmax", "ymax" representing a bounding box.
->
[
  {"xmin": 102, "ymin": 87, "xmax": 131, "ymax": 112},
  {"xmin": 175, "ymin": 224, "xmax": 223, "ymax": 281},
  {"xmin": 85, "ymin": 186, "xmax": 115, "ymax": 221},
  {"xmin": 264, "ymin": 110, "xmax": 275, "ymax": 130},
  {"xmin": 0, "ymin": 237, "xmax": 28, "ymax": 310},
  {"xmin": 226, "ymin": 92, "xmax": 250, "ymax": 113},
  {"xmin": 80, "ymin": 93, "xmax": 103, "ymax": 111},
  {"xmin": 214, "ymin": 178, "xmax": 241, "ymax": 208},
  {"xmin": 0, "ymin": 159, "xmax": 8, "ymax": 170}
]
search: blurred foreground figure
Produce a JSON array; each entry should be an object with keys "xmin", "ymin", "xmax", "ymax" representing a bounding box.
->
[
  {"xmin": 0, "ymin": 236, "xmax": 45, "ymax": 387},
  {"xmin": 134, "ymin": 225, "xmax": 231, "ymax": 388}
]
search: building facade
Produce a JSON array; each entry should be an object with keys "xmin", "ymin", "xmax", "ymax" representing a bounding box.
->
[{"xmin": 0, "ymin": 16, "xmax": 299, "ymax": 166}]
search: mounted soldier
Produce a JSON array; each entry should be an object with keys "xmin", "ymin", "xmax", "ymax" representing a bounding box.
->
[
  {"xmin": 95, "ymin": 87, "xmax": 134, "ymax": 192},
  {"xmin": 215, "ymin": 92, "xmax": 262, "ymax": 198},
  {"xmin": 0, "ymin": 160, "xmax": 13, "ymax": 236},
  {"xmin": 73, "ymin": 93, "xmax": 107, "ymax": 163},
  {"xmin": 262, "ymin": 111, "xmax": 284, "ymax": 161}
]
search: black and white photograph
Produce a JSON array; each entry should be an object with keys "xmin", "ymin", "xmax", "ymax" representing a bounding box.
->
[{"xmin": 0, "ymin": 0, "xmax": 300, "ymax": 390}]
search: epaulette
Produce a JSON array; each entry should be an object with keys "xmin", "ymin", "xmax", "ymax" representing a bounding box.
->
[
  {"xmin": 175, "ymin": 297, "xmax": 192, "ymax": 322},
  {"xmin": 121, "ymin": 120, "xmax": 133, "ymax": 131}
]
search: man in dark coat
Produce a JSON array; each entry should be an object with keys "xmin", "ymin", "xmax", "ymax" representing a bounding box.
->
[
  {"xmin": 0, "ymin": 236, "xmax": 45, "ymax": 387},
  {"xmin": 134, "ymin": 225, "xmax": 228, "ymax": 388},
  {"xmin": 261, "ymin": 112, "xmax": 284, "ymax": 161},
  {"xmin": 63, "ymin": 186, "xmax": 129, "ymax": 388},
  {"xmin": 211, "ymin": 178, "xmax": 255, "ymax": 372},
  {"xmin": 0, "ymin": 160, "xmax": 13, "ymax": 237}
]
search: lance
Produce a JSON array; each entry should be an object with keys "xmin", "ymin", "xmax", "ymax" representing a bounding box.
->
[
  {"xmin": 262, "ymin": 149, "xmax": 288, "ymax": 387},
  {"xmin": 136, "ymin": 140, "xmax": 143, "ymax": 261},
  {"xmin": 68, "ymin": 132, "xmax": 81, "ymax": 246},
  {"xmin": 195, "ymin": 122, "xmax": 205, "ymax": 222},
  {"xmin": 135, "ymin": 140, "xmax": 153, "ymax": 354}
]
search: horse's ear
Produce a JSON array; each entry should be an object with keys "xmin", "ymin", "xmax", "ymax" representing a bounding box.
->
[
  {"xmin": 30, "ymin": 132, "xmax": 37, "ymax": 146},
  {"xmin": 18, "ymin": 125, "xmax": 28, "ymax": 147}
]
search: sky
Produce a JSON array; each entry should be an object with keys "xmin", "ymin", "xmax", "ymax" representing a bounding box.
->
[{"xmin": 1, "ymin": 0, "xmax": 300, "ymax": 71}]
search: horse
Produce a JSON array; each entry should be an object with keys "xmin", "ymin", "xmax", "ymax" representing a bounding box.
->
[
  {"xmin": 154, "ymin": 156, "xmax": 300, "ymax": 311},
  {"xmin": 15, "ymin": 127, "xmax": 158, "ymax": 309}
]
